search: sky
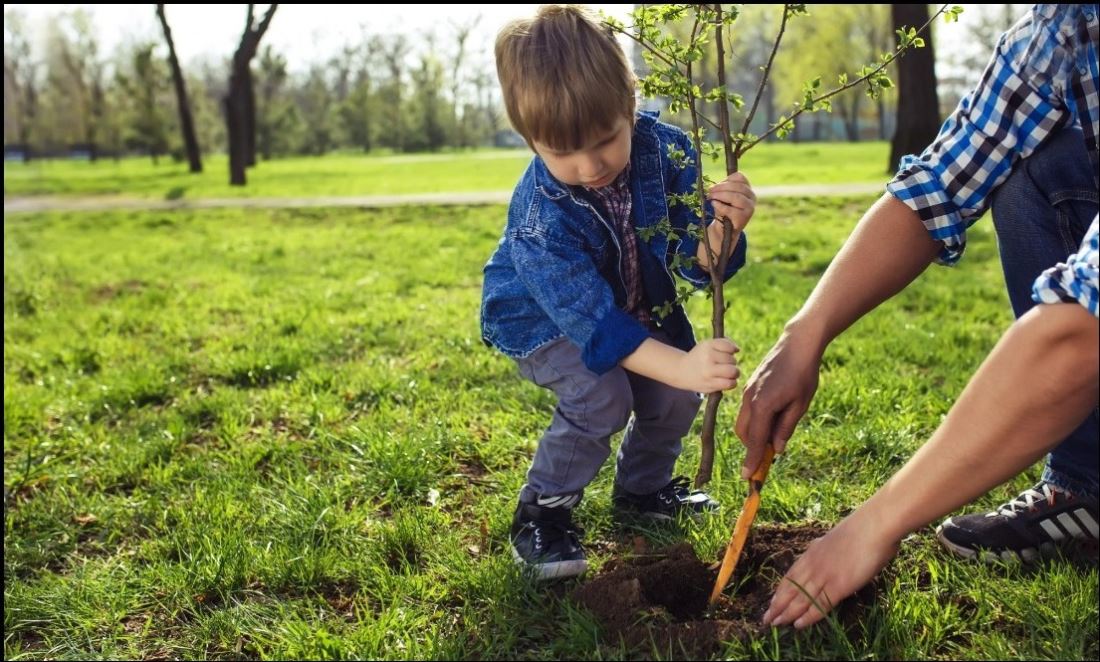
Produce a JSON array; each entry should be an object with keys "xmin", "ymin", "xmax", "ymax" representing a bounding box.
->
[
  {"xmin": 6, "ymin": 3, "xmax": 1032, "ymax": 85},
  {"xmin": 6, "ymin": 4, "xmax": 636, "ymax": 71}
]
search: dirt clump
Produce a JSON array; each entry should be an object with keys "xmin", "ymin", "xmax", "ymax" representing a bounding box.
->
[{"xmin": 572, "ymin": 523, "xmax": 863, "ymax": 658}]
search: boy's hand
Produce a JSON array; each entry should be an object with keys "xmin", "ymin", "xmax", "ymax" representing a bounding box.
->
[
  {"xmin": 707, "ymin": 172, "xmax": 755, "ymax": 233},
  {"xmin": 676, "ymin": 337, "xmax": 740, "ymax": 393}
]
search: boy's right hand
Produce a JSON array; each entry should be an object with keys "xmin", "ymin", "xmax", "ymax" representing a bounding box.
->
[{"xmin": 677, "ymin": 337, "xmax": 740, "ymax": 393}]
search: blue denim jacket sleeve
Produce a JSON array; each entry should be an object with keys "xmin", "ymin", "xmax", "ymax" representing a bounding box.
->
[
  {"xmin": 665, "ymin": 129, "xmax": 747, "ymax": 287},
  {"xmin": 510, "ymin": 228, "xmax": 650, "ymax": 375}
]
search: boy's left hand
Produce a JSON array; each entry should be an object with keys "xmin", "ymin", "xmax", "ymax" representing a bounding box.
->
[{"xmin": 707, "ymin": 172, "xmax": 756, "ymax": 232}]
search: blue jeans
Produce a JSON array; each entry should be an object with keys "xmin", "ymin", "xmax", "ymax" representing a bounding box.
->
[{"xmin": 990, "ymin": 126, "xmax": 1099, "ymax": 499}]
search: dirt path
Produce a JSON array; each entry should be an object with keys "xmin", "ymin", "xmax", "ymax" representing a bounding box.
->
[{"xmin": 4, "ymin": 183, "xmax": 883, "ymax": 214}]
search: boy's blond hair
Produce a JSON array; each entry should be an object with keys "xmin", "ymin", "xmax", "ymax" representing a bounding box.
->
[{"xmin": 496, "ymin": 5, "xmax": 636, "ymax": 152}]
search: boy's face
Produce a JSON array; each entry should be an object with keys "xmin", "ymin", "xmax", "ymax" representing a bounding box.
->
[{"xmin": 532, "ymin": 115, "xmax": 632, "ymax": 189}]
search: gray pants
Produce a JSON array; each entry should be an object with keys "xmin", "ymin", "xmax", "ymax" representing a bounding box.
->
[{"xmin": 516, "ymin": 334, "xmax": 702, "ymax": 502}]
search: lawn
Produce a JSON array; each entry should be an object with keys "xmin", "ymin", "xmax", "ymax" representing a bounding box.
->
[
  {"xmin": 3, "ymin": 141, "xmax": 893, "ymax": 200},
  {"xmin": 4, "ymin": 198, "xmax": 1097, "ymax": 659}
]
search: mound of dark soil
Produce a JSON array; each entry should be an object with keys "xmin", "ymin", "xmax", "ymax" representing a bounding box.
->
[{"xmin": 572, "ymin": 523, "xmax": 869, "ymax": 658}]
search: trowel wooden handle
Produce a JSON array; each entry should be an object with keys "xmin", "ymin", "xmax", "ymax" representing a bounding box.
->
[
  {"xmin": 708, "ymin": 444, "xmax": 775, "ymax": 605},
  {"xmin": 747, "ymin": 443, "xmax": 775, "ymax": 486}
]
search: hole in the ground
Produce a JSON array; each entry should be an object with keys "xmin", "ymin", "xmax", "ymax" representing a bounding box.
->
[{"xmin": 573, "ymin": 523, "xmax": 861, "ymax": 658}]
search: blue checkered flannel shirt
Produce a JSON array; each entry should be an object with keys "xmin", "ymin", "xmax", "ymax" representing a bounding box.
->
[{"xmin": 887, "ymin": 4, "xmax": 1098, "ymax": 316}]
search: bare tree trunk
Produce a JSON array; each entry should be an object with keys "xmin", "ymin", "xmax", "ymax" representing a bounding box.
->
[
  {"xmin": 841, "ymin": 93, "xmax": 861, "ymax": 141},
  {"xmin": 156, "ymin": 4, "xmax": 202, "ymax": 173},
  {"xmin": 889, "ymin": 4, "xmax": 940, "ymax": 172},
  {"xmin": 763, "ymin": 83, "xmax": 775, "ymax": 142},
  {"xmin": 878, "ymin": 96, "xmax": 887, "ymax": 140},
  {"xmin": 225, "ymin": 4, "xmax": 277, "ymax": 187},
  {"xmin": 449, "ymin": 18, "xmax": 478, "ymax": 149},
  {"xmin": 19, "ymin": 86, "xmax": 36, "ymax": 163},
  {"xmin": 245, "ymin": 66, "xmax": 257, "ymax": 167},
  {"xmin": 226, "ymin": 81, "xmax": 247, "ymax": 185}
]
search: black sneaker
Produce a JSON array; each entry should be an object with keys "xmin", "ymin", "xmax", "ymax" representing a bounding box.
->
[
  {"xmin": 510, "ymin": 495, "xmax": 587, "ymax": 580},
  {"xmin": 612, "ymin": 476, "xmax": 719, "ymax": 522},
  {"xmin": 936, "ymin": 482, "xmax": 1100, "ymax": 562}
]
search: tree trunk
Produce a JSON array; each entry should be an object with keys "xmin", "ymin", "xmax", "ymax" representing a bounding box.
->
[
  {"xmin": 889, "ymin": 4, "xmax": 940, "ymax": 172},
  {"xmin": 245, "ymin": 66, "xmax": 257, "ymax": 167},
  {"xmin": 157, "ymin": 4, "xmax": 202, "ymax": 173},
  {"xmin": 19, "ymin": 125, "xmax": 32, "ymax": 163},
  {"xmin": 226, "ymin": 69, "xmax": 248, "ymax": 185},
  {"xmin": 842, "ymin": 93, "xmax": 861, "ymax": 141},
  {"xmin": 877, "ymin": 96, "xmax": 887, "ymax": 140},
  {"xmin": 764, "ymin": 83, "xmax": 775, "ymax": 142},
  {"xmin": 224, "ymin": 4, "xmax": 277, "ymax": 186}
]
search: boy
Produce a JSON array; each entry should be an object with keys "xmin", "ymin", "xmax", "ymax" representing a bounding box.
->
[{"xmin": 480, "ymin": 5, "xmax": 757, "ymax": 579}]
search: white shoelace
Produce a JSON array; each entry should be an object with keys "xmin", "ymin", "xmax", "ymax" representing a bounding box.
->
[{"xmin": 991, "ymin": 484, "xmax": 1060, "ymax": 519}]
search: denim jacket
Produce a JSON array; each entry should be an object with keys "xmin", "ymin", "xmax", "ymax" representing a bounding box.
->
[{"xmin": 480, "ymin": 111, "xmax": 747, "ymax": 374}]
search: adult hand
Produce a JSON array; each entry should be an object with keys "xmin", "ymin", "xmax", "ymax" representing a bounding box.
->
[{"xmin": 735, "ymin": 328, "xmax": 822, "ymax": 478}]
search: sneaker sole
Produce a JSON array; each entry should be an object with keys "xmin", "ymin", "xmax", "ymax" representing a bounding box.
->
[
  {"xmin": 510, "ymin": 544, "xmax": 587, "ymax": 580},
  {"xmin": 613, "ymin": 505, "xmax": 713, "ymax": 524},
  {"xmin": 935, "ymin": 522, "xmax": 1046, "ymax": 563}
]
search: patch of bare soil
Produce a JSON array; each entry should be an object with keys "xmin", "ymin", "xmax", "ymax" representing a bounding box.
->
[{"xmin": 572, "ymin": 523, "xmax": 874, "ymax": 658}]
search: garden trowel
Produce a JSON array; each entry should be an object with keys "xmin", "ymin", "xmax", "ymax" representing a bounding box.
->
[{"xmin": 708, "ymin": 443, "xmax": 776, "ymax": 606}]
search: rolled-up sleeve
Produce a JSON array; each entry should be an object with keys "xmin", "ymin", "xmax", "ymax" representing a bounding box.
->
[
  {"xmin": 511, "ymin": 230, "xmax": 649, "ymax": 374},
  {"xmin": 886, "ymin": 6, "xmax": 1076, "ymax": 266},
  {"xmin": 1032, "ymin": 216, "xmax": 1099, "ymax": 316}
]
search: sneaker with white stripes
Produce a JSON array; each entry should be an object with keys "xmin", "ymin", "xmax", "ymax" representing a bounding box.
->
[
  {"xmin": 612, "ymin": 476, "xmax": 719, "ymax": 522},
  {"xmin": 936, "ymin": 482, "xmax": 1099, "ymax": 563},
  {"xmin": 509, "ymin": 493, "xmax": 587, "ymax": 580}
]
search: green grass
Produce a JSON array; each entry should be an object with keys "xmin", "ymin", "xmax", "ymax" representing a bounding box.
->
[
  {"xmin": 3, "ymin": 142, "xmax": 892, "ymax": 200},
  {"xmin": 5, "ymin": 199, "xmax": 1096, "ymax": 660}
]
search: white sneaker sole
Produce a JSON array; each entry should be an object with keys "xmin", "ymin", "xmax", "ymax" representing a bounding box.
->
[
  {"xmin": 511, "ymin": 544, "xmax": 587, "ymax": 580},
  {"xmin": 935, "ymin": 519, "xmax": 1048, "ymax": 563}
]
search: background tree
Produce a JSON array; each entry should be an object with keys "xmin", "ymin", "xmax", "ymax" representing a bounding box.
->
[
  {"xmin": 889, "ymin": 3, "xmax": 941, "ymax": 173},
  {"xmin": 45, "ymin": 9, "xmax": 107, "ymax": 160},
  {"xmin": 4, "ymin": 7, "xmax": 509, "ymax": 159},
  {"xmin": 377, "ymin": 34, "xmax": 410, "ymax": 153},
  {"xmin": 255, "ymin": 45, "xmax": 295, "ymax": 159},
  {"xmin": 296, "ymin": 62, "xmax": 336, "ymax": 155},
  {"xmin": 193, "ymin": 58, "xmax": 230, "ymax": 159},
  {"xmin": 470, "ymin": 68, "xmax": 503, "ymax": 145},
  {"xmin": 226, "ymin": 4, "xmax": 277, "ymax": 186},
  {"xmin": 448, "ymin": 16, "xmax": 482, "ymax": 149},
  {"xmin": 335, "ymin": 37, "xmax": 377, "ymax": 153},
  {"xmin": 157, "ymin": 4, "xmax": 202, "ymax": 172},
  {"xmin": 409, "ymin": 33, "xmax": 447, "ymax": 152},
  {"xmin": 4, "ymin": 9, "xmax": 39, "ymax": 162},
  {"xmin": 116, "ymin": 42, "xmax": 172, "ymax": 163}
]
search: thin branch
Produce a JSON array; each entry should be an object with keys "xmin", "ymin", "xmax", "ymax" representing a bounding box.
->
[
  {"xmin": 735, "ymin": 4, "xmax": 789, "ymax": 154},
  {"xmin": 714, "ymin": 4, "xmax": 735, "ymax": 175},
  {"xmin": 617, "ymin": 22, "xmax": 680, "ymax": 69},
  {"xmin": 743, "ymin": 2, "xmax": 951, "ymax": 152},
  {"xmin": 690, "ymin": 6, "xmax": 727, "ymax": 489}
]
